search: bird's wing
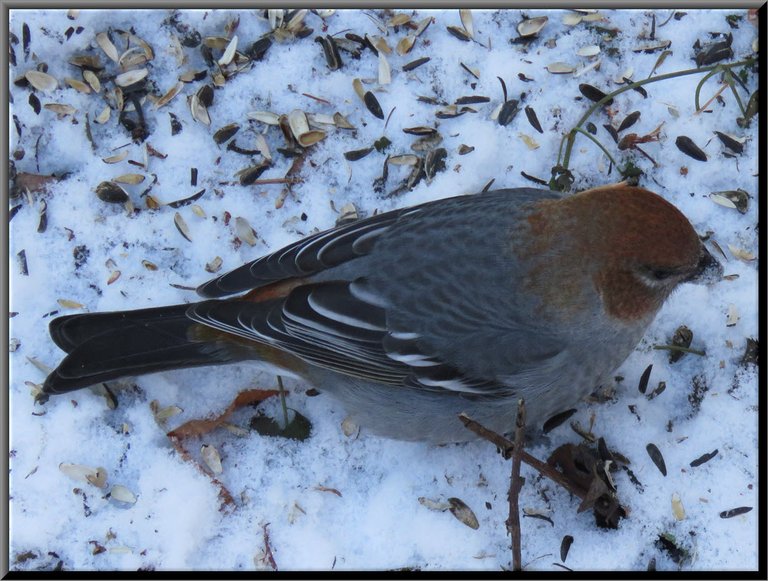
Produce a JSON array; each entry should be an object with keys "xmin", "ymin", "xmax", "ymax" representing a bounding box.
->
[
  {"xmin": 196, "ymin": 188, "xmax": 554, "ymax": 298},
  {"xmin": 189, "ymin": 188, "xmax": 566, "ymax": 396},
  {"xmin": 188, "ymin": 279, "xmax": 506, "ymax": 394}
]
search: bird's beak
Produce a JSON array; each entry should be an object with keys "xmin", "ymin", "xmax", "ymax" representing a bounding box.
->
[{"xmin": 686, "ymin": 246, "xmax": 724, "ymax": 285}]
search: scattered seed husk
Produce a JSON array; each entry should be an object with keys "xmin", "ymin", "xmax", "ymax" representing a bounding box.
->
[
  {"xmin": 726, "ymin": 303, "xmax": 739, "ymax": 327},
  {"xmin": 363, "ymin": 91, "xmax": 384, "ymax": 119},
  {"xmin": 218, "ymin": 35, "xmax": 238, "ymax": 66},
  {"xmin": 418, "ymin": 496, "xmax": 451, "ymax": 512},
  {"xmin": 671, "ymin": 493, "xmax": 686, "ymax": 521},
  {"xmin": 617, "ymin": 111, "xmax": 641, "ymax": 133},
  {"xmin": 458, "ymin": 144, "xmax": 474, "ymax": 155},
  {"xmin": 95, "ymin": 181, "xmax": 129, "ymax": 204},
  {"xmin": 459, "ymin": 9, "xmax": 474, "ymax": 39},
  {"xmin": 728, "ymin": 244, "xmax": 755, "ymax": 262},
  {"xmin": 368, "ymin": 35, "xmax": 391, "ymax": 54},
  {"xmin": 638, "ymin": 363, "xmax": 652, "ymax": 394},
  {"xmin": 669, "ymin": 326, "xmax": 693, "ymax": 363},
  {"xmin": 563, "ymin": 13, "xmax": 583, "ymax": 26},
  {"xmin": 154, "ymin": 81, "xmax": 183, "ymax": 109},
  {"xmin": 633, "ymin": 40, "xmax": 672, "ymax": 53},
  {"xmin": 396, "ymin": 35, "xmax": 416, "ymax": 56},
  {"xmin": 25, "ymin": 70, "xmax": 58, "ymax": 93},
  {"xmin": 94, "ymin": 105, "xmax": 111, "ymax": 125},
  {"xmin": 446, "ymin": 25, "xmax": 471, "ymax": 42},
  {"xmin": 57, "ymin": 298, "xmax": 85, "ymax": 309},
  {"xmin": 524, "ymin": 106, "xmax": 543, "ymax": 133},
  {"xmin": 577, "ymin": 45, "xmax": 601, "ymax": 57},
  {"xmin": 248, "ymin": 110, "xmax": 280, "ymax": 125},
  {"xmin": 424, "ymin": 147, "xmax": 447, "ymax": 180},
  {"xmin": 573, "ymin": 58, "xmax": 602, "ymax": 78},
  {"xmin": 318, "ymin": 35, "xmax": 342, "ymax": 70},
  {"xmin": 200, "ymin": 444, "xmax": 223, "ymax": 474},
  {"xmin": 107, "ymin": 270, "xmax": 121, "ymax": 285},
  {"xmin": 560, "ymin": 535, "xmax": 574, "ymax": 562},
  {"xmin": 378, "ymin": 51, "xmax": 391, "ymax": 85},
  {"xmin": 59, "ymin": 463, "xmax": 108, "ymax": 487},
  {"xmin": 690, "ymin": 449, "xmax": 718, "ymax": 467},
  {"xmin": 9, "ymin": 338, "xmax": 20, "ymax": 352},
  {"xmin": 237, "ymin": 164, "xmax": 269, "ymax": 186},
  {"xmin": 109, "ymin": 484, "xmax": 137, "ymax": 504},
  {"xmin": 546, "ymin": 62, "xmax": 575, "ymax": 74},
  {"xmin": 235, "ymin": 216, "xmax": 257, "ymax": 245},
  {"xmin": 36, "ymin": 199, "xmax": 48, "ymax": 233},
  {"xmin": 344, "ymin": 147, "xmax": 374, "ymax": 161},
  {"xmin": 647, "ymin": 381, "xmax": 666, "ymax": 400},
  {"xmin": 297, "ymin": 129, "xmax": 326, "ymax": 147},
  {"xmin": 404, "ymin": 126, "xmax": 438, "ymax": 137},
  {"xmin": 26, "ymin": 355, "xmax": 51, "ymax": 374},
  {"xmin": 82, "ymin": 69, "xmax": 101, "ymax": 93},
  {"xmin": 713, "ymin": 131, "xmax": 745, "ymax": 154},
  {"xmin": 543, "ymin": 408, "xmax": 577, "ymax": 433},
  {"xmin": 403, "ymin": 56, "xmax": 430, "ymax": 71},
  {"xmin": 44, "ymin": 103, "xmax": 77, "ymax": 118},
  {"xmin": 518, "ymin": 16, "xmax": 548, "ymax": 37},
  {"xmin": 714, "ymin": 190, "xmax": 749, "ymax": 214},
  {"xmin": 69, "ymin": 54, "xmax": 103, "ymax": 71},
  {"xmin": 189, "ymin": 94, "xmax": 210, "ymax": 126},
  {"xmin": 332, "ymin": 111, "xmax": 355, "ymax": 130},
  {"xmin": 460, "ymin": 61, "xmax": 480, "ymax": 79},
  {"xmin": 455, "ymin": 95, "xmax": 490, "ymax": 105},
  {"xmin": 498, "ymin": 99, "xmax": 520, "ymax": 126},
  {"xmin": 579, "ymin": 83, "xmax": 613, "ymax": 105},
  {"xmin": 174, "ymin": 212, "xmax": 192, "ymax": 242},
  {"xmin": 675, "ymin": 136, "xmax": 707, "ymax": 161},
  {"xmin": 166, "ymin": 188, "xmax": 205, "ymax": 209},
  {"xmin": 112, "ymin": 173, "xmax": 145, "ymax": 185},
  {"xmin": 646, "ymin": 443, "xmax": 667, "ymax": 476},
  {"xmin": 141, "ymin": 259, "xmax": 158, "ymax": 271},
  {"xmin": 205, "ymin": 256, "xmax": 223, "ymax": 273},
  {"xmin": 341, "ymin": 416, "xmax": 359, "ymax": 438},
  {"xmin": 65, "ymin": 77, "xmax": 91, "ymax": 94},
  {"xmin": 213, "ymin": 123, "xmax": 240, "ymax": 144},
  {"xmin": 411, "ymin": 133, "xmax": 443, "ymax": 152},
  {"xmin": 96, "ymin": 31, "xmax": 119, "ymax": 63},
  {"xmin": 614, "ymin": 68, "xmax": 634, "ymax": 84},
  {"xmin": 448, "ymin": 497, "xmax": 480, "ymax": 530},
  {"xmin": 719, "ymin": 506, "xmax": 752, "ymax": 519},
  {"xmin": 336, "ymin": 203, "xmax": 359, "ymax": 225},
  {"xmin": 115, "ymin": 68, "xmax": 148, "ymax": 88},
  {"xmin": 518, "ymin": 133, "xmax": 539, "ymax": 150},
  {"xmin": 388, "ymin": 154, "xmax": 419, "ymax": 166},
  {"xmin": 28, "ymin": 93, "xmax": 41, "ymax": 114},
  {"xmin": 389, "ymin": 13, "xmax": 411, "ymax": 27}
]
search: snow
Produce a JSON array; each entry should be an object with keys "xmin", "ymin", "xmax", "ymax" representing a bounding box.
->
[{"xmin": 8, "ymin": 7, "xmax": 760, "ymax": 572}]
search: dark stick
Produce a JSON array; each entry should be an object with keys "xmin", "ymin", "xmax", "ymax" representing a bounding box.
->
[
  {"xmin": 458, "ymin": 413, "xmax": 586, "ymax": 501},
  {"xmin": 508, "ymin": 399, "xmax": 526, "ymax": 572}
]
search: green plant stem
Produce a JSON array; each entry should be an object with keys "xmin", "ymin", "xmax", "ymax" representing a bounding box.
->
[
  {"xmin": 558, "ymin": 58, "xmax": 755, "ymax": 173},
  {"xmin": 694, "ymin": 68, "xmax": 723, "ymax": 111},
  {"xmin": 573, "ymin": 127, "xmax": 621, "ymax": 169},
  {"xmin": 277, "ymin": 375, "xmax": 289, "ymax": 427},
  {"xmin": 724, "ymin": 71, "xmax": 748, "ymax": 117}
]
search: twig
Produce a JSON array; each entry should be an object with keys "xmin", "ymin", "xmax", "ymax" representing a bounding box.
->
[
  {"xmin": 458, "ymin": 413, "xmax": 586, "ymax": 501},
  {"xmin": 167, "ymin": 434, "xmax": 236, "ymax": 510},
  {"xmin": 508, "ymin": 399, "xmax": 526, "ymax": 572},
  {"xmin": 262, "ymin": 523, "xmax": 278, "ymax": 571},
  {"xmin": 695, "ymin": 82, "xmax": 729, "ymax": 114}
]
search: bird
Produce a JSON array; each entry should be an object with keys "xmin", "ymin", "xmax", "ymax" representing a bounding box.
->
[{"xmin": 41, "ymin": 184, "xmax": 722, "ymax": 443}]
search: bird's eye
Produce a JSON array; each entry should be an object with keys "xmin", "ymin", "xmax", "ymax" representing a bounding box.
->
[{"xmin": 650, "ymin": 268, "xmax": 676, "ymax": 281}]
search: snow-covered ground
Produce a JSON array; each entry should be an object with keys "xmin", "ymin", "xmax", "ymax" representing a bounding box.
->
[{"xmin": 8, "ymin": 8, "xmax": 760, "ymax": 572}]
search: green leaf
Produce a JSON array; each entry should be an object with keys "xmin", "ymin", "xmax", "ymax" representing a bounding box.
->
[{"xmin": 249, "ymin": 409, "xmax": 312, "ymax": 441}]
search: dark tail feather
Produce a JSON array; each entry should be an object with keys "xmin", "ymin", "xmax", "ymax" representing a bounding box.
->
[{"xmin": 43, "ymin": 303, "xmax": 245, "ymax": 396}]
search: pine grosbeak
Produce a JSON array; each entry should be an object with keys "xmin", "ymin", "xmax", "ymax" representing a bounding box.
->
[{"xmin": 43, "ymin": 184, "xmax": 722, "ymax": 443}]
